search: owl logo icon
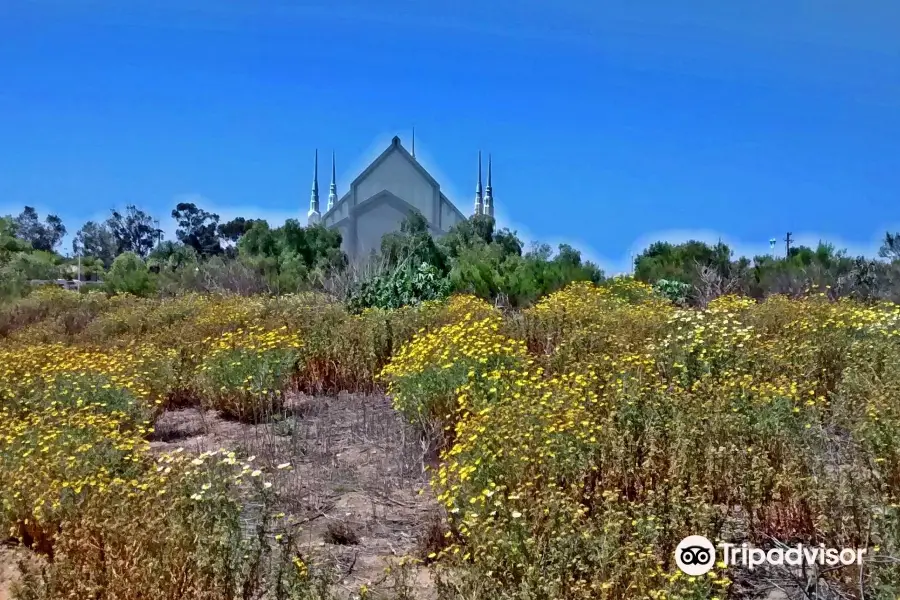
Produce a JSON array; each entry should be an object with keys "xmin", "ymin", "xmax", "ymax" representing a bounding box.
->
[{"xmin": 675, "ymin": 536, "xmax": 716, "ymax": 575}]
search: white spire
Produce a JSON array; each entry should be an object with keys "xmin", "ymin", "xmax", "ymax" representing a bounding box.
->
[
  {"xmin": 328, "ymin": 151, "xmax": 337, "ymax": 210},
  {"xmin": 483, "ymin": 153, "xmax": 494, "ymax": 218},
  {"xmin": 473, "ymin": 151, "xmax": 483, "ymax": 216},
  {"xmin": 307, "ymin": 149, "xmax": 321, "ymax": 225}
]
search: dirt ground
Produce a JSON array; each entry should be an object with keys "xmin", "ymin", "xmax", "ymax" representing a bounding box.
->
[
  {"xmin": 0, "ymin": 543, "xmax": 40, "ymax": 600},
  {"xmin": 2, "ymin": 393, "xmax": 442, "ymax": 600}
]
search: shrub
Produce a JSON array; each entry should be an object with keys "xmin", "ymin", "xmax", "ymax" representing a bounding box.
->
[
  {"xmin": 106, "ymin": 252, "xmax": 156, "ymax": 297},
  {"xmin": 381, "ymin": 300, "xmax": 527, "ymax": 435},
  {"xmin": 194, "ymin": 326, "xmax": 303, "ymax": 421}
]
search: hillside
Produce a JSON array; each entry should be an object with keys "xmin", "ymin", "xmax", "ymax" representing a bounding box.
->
[{"xmin": 1, "ymin": 282, "xmax": 899, "ymax": 599}]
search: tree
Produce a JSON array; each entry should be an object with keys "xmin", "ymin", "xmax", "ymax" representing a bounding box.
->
[
  {"xmin": 879, "ymin": 232, "xmax": 900, "ymax": 262},
  {"xmin": 380, "ymin": 211, "xmax": 447, "ymax": 273},
  {"xmin": 218, "ymin": 217, "xmax": 261, "ymax": 243},
  {"xmin": 105, "ymin": 252, "xmax": 156, "ymax": 296},
  {"xmin": 13, "ymin": 206, "xmax": 66, "ymax": 251},
  {"xmin": 73, "ymin": 221, "xmax": 117, "ymax": 266},
  {"xmin": 107, "ymin": 205, "xmax": 162, "ymax": 258},
  {"xmin": 635, "ymin": 240, "xmax": 732, "ymax": 285},
  {"xmin": 493, "ymin": 227, "xmax": 524, "ymax": 258},
  {"xmin": 147, "ymin": 240, "xmax": 199, "ymax": 272},
  {"xmin": 172, "ymin": 202, "xmax": 222, "ymax": 256},
  {"xmin": 1, "ymin": 216, "xmax": 31, "ymax": 261},
  {"xmin": 236, "ymin": 219, "xmax": 345, "ymax": 293}
]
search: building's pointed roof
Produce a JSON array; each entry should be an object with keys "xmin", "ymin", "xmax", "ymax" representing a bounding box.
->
[
  {"xmin": 328, "ymin": 150, "xmax": 338, "ymax": 209},
  {"xmin": 313, "ymin": 149, "xmax": 319, "ymax": 195},
  {"xmin": 484, "ymin": 153, "xmax": 494, "ymax": 217},
  {"xmin": 320, "ymin": 135, "xmax": 466, "ymax": 224},
  {"xmin": 309, "ymin": 149, "xmax": 320, "ymax": 212}
]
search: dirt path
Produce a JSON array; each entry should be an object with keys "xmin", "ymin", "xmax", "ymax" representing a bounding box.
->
[
  {"xmin": 0, "ymin": 544, "xmax": 38, "ymax": 600},
  {"xmin": 150, "ymin": 393, "xmax": 442, "ymax": 598}
]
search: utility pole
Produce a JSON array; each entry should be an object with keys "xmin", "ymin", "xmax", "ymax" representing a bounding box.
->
[{"xmin": 784, "ymin": 232, "xmax": 793, "ymax": 258}]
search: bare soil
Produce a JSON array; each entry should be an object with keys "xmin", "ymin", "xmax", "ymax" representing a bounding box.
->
[
  {"xmin": 150, "ymin": 392, "xmax": 440, "ymax": 599},
  {"xmin": 0, "ymin": 543, "xmax": 41, "ymax": 600}
]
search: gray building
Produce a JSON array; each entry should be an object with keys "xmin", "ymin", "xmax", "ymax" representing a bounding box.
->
[{"xmin": 307, "ymin": 136, "xmax": 494, "ymax": 261}]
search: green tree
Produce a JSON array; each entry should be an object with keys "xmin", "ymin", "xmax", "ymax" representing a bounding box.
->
[
  {"xmin": 107, "ymin": 205, "xmax": 162, "ymax": 258},
  {"xmin": 878, "ymin": 232, "xmax": 900, "ymax": 262},
  {"xmin": 1, "ymin": 216, "xmax": 31, "ymax": 260},
  {"xmin": 105, "ymin": 252, "xmax": 156, "ymax": 296},
  {"xmin": 634, "ymin": 240, "xmax": 732, "ymax": 285},
  {"xmin": 73, "ymin": 221, "xmax": 118, "ymax": 267},
  {"xmin": 147, "ymin": 241, "xmax": 200, "ymax": 272},
  {"xmin": 172, "ymin": 202, "xmax": 222, "ymax": 256},
  {"xmin": 380, "ymin": 211, "xmax": 447, "ymax": 272},
  {"xmin": 218, "ymin": 217, "xmax": 261, "ymax": 243},
  {"xmin": 13, "ymin": 206, "xmax": 66, "ymax": 251},
  {"xmin": 236, "ymin": 219, "xmax": 345, "ymax": 293}
]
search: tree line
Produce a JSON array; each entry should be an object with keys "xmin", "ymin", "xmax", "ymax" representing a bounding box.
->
[{"xmin": 3, "ymin": 202, "xmax": 900, "ymax": 307}]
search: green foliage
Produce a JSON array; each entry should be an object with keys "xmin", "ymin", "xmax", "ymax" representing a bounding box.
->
[
  {"xmin": 195, "ymin": 346, "xmax": 298, "ymax": 421},
  {"xmin": 13, "ymin": 207, "xmax": 66, "ymax": 252},
  {"xmin": 238, "ymin": 220, "xmax": 345, "ymax": 293},
  {"xmin": 5, "ymin": 250, "xmax": 63, "ymax": 280},
  {"xmin": 879, "ymin": 232, "xmax": 900, "ymax": 262},
  {"xmin": 496, "ymin": 243, "xmax": 604, "ymax": 307},
  {"xmin": 348, "ymin": 262, "xmax": 452, "ymax": 311},
  {"xmin": 147, "ymin": 241, "xmax": 200, "ymax": 272},
  {"xmin": 351, "ymin": 214, "xmax": 604, "ymax": 310},
  {"xmin": 172, "ymin": 201, "xmax": 223, "ymax": 256},
  {"xmin": 635, "ymin": 239, "xmax": 733, "ymax": 284},
  {"xmin": 1, "ymin": 217, "xmax": 31, "ymax": 260},
  {"xmin": 218, "ymin": 217, "xmax": 261, "ymax": 243},
  {"xmin": 381, "ymin": 210, "xmax": 447, "ymax": 272},
  {"xmin": 107, "ymin": 205, "xmax": 162, "ymax": 258},
  {"xmin": 653, "ymin": 278, "xmax": 692, "ymax": 305},
  {"xmin": 73, "ymin": 221, "xmax": 118, "ymax": 267},
  {"xmin": 105, "ymin": 252, "xmax": 156, "ymax": 297}
]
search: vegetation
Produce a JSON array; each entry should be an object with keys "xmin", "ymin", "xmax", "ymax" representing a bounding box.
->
[
  {"xmin": 6, "ymin": 200, "xmax": 900, "ymax": 313},
  {"xmin": 1, "ymin": 282, "xmax": 898, "ymax": 599},
  {"xmin": 4, "ymin": 201, "xmax": 900, "ymax": 599},
  {"xmin": 384, "ymin": 283, "xmax": 900, "ymax": 599}
]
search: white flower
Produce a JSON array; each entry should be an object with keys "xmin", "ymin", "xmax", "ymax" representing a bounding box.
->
[
  {"xmin": 251, "ymin": 469, "xmax": 262, "ymax": 477},
  {"xmin": 511, "ymin": 511, "xmax": 522, "ymax": 519},
  {"xmin": 276, "ymin": 463, "xmax": 291, "ymax": 470}
]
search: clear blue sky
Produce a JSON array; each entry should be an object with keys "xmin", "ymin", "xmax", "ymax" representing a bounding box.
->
[{"xmin": 1, "ymin": 0, "xmax": 898, "ymax": 273}]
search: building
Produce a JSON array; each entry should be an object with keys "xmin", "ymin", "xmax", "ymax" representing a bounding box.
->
[{"xmin": 307, "ymin": 135, "xmax": 494, "ymax": 261}]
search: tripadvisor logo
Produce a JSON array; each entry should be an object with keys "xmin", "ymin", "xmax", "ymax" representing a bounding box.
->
[
  {"xmin": 675, "ymin": 536, "xmax": 717, "ymax": 576},
  {"xmin": 675, "ymin": 536, "xmax": 868, "ymax": 575}
]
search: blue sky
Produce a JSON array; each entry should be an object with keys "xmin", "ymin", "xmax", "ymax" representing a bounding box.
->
[{"xmin": 1, "ymin": 0, "xmax": 898, "ymax": 273}]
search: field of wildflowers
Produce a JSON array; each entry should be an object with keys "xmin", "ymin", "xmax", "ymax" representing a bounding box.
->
[
  {"xmin": 384, "ymin": 281, "xmax": 900, "ymax": 599},
  {"xmin": 2, "ymin": 281, "xmax": 900, "ymax": 599}
]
